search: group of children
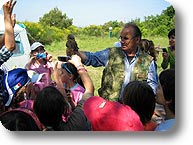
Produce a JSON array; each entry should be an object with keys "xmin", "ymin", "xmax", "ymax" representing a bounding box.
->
[{"xmin": 0, "ymin": 1, "xmax": 175, "ymax": 132}]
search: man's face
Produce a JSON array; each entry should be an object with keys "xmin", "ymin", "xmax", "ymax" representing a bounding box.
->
[{"xmin": 119, "ymin": 27, "xmax": 140, "ymax": 54}]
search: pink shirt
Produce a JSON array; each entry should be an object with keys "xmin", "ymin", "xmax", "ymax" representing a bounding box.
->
[
  {"xmin": 70, "ymin": 83, "xmax": 85, "ymax": 104},
  {"xmin": 29, "ymin": 62, "xmax": 53, "ymax": 90}
]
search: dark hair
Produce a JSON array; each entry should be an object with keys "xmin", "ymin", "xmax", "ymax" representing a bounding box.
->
[
  {"xmin": 159, "ymin": 69, "xmax": 175, "ymax": 114},
  {"xmin": 124, "ymin": 22, "xmax": 142, "ymax": 39},
  {"xmin": 168, "ymin": 29, "xmax": 175, "ymax": 38},
  {"xmin": 122, "ymin": 81, "xmax": 156, "ymax": 125},
  {"xmin": 139, "ymin": 39, "xmax": 157, "ymax": 60},
  {"xmin": 33, "ymin": 86, "xmax": 69, "ymax": 129},
  {"xmin": 62, "ymin": 63, "xmax": 85, "ymax": 88},
  {"xmin": 0, "ymin": 109, "xmax": 43, "ymax": 131}
]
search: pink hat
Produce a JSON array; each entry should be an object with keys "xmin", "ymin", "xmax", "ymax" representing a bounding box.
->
[{"xmin": 83, "ymin": 96, "xmax": 144, "ymax": 131}]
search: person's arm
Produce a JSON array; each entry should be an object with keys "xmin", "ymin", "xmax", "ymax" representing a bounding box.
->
[
  {"xmin": 76, "ymin": 48, "xmax": 109, "ymax": 67},
  {"xmin": 2, "ymin": 0, "xmax": 17, "ymax": 51},
  {"xmin": 68, "ymin": 55, "xmax": 94, "ymax": 96},
  {"xmin": 57, "ymin": 55, "xmax": 94, "ymax": 131},
  {"xmin": 53, "ymin": 61, "xmax": 67, "ymax": 97},
  {"xmin": 0, "ymin": 36, "xmax": 5, "ymax": 48},
  {"xmin": 147, "ymin": 60, "xmax": 158, "ymax": 95}
]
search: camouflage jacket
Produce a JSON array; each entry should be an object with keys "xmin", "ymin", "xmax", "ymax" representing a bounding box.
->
[{"xmin": 98, "ymin": 47, "xmax": 152, "ymax": 101}]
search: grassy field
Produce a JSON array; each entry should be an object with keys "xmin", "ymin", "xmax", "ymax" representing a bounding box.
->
[{"xmin": 45, "ymin": 35, "xmax": 168, "ymax": 96}]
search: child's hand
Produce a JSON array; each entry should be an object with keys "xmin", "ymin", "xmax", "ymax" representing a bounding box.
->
[
  {"xmin": 68, "ymin": 54, "xmax": 83, "ymax": 67},
  {"xmin": 46, "ymin": 52, "xmax": 53, "ymax": 62}
]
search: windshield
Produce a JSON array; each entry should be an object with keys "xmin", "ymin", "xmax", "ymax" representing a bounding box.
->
[{"xmin": 12, "ymin": 32, "xmax": 25, "ymax": 56}]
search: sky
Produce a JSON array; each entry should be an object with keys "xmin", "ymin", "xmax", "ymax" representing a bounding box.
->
[{"xmin": 0, "ymin": 0, "xmax": 172, "ymax": 27}]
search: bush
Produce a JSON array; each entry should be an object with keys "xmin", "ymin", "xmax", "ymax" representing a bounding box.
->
[{"xmin": 23, "ymin": 22, "xmax": 65, "ymax": 45}]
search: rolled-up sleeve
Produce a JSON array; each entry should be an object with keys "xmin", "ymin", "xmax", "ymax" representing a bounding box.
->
[
  {"xmin": 84, "ymin": 48, "xmax": 109, "ymax": 67},
  {"xmin": 0, "ymin": 46, "xmax": 13, "ymax": 66}
]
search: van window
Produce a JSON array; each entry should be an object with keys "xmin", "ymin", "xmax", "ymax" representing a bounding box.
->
[{"xmin": 12, "ymin": 33, "xmax": 24, "ymax": 57}]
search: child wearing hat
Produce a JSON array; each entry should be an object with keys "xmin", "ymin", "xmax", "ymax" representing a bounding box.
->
[
  {"xmin": 0, "ymin": 68, "xmax": 36, "ymax": 113},
  {"xmin": 25, "ymin": 42, "xmax": 55, "ymax": 94}
]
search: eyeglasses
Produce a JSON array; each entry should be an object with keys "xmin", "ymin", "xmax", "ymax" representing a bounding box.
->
[
  {"xmin": 61, "ymin": 63, "xmax": 72, "ymax": 74},
  {"xmin": 119, "ymin": 36, "xmax": 136, "ymax": 41}
]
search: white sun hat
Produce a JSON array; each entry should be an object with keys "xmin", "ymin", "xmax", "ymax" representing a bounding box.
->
[{"xmin": 30, "ymin": 42, "xmax": 44, "ymax": 51}]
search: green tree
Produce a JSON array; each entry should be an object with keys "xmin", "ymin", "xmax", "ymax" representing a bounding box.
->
[
  {"xmin": 102, "ymin": 20, "xmax": 124, "ymax": 32},
  {"xmin": 39, "ymin": 7, "xmax": 73, "ymax": 29},
  {"xmin": 162, "ymin": 5, "xmax": 175, "ymax": 19},
  {"xmin": 82, "ymin": 25, "xmax": 103, "ymax": 37}
]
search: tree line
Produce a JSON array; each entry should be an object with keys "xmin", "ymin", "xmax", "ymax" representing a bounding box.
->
[{"xmin": 20, "ymin": 6, "xmax": 175, "ymax": 45}]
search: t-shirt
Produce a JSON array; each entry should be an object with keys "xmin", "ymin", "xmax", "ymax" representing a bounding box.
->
[
  {"xmin": 70, "ymin": 83, "xmax": 85, "ymax": 104},
  {"xmin": 155, "ymin": 118, "xmax": 175, "ymax": 131},
  {"xmin": 29, "ymin": 62, "xmax": 53, "ymax": 90}
]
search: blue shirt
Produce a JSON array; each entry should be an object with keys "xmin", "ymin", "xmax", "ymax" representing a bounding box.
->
[
  {"xmin": 84, "ymin": 47, "xmax": 158, "ymax": 99},
  {"xmin": 155, "ymin": 119, "xmax": 175, "ymax": 131}
]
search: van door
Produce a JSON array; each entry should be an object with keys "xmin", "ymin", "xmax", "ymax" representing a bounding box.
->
[{"xmin": 1, "ymin": 24, "xmax": 31, "ymax": 71}]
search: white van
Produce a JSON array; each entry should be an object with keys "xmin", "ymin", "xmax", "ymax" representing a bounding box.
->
[{"xmin": 0, "ymin": 14, "xmax": 31, "ymax": 71}]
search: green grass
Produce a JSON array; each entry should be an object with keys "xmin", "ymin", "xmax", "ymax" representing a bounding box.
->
[{"xmin": 45, "ymin": 35, "xmax": 168, "ymax": 96}]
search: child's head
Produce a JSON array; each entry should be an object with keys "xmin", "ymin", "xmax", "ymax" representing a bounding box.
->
[
  {"xmin": 33, "ymin": 86, "xmax": 69, "ymax": 129},
  {"xmin": 168, "ymin": 29, "xmax": 175, "ymax": 39},
  {"xmin": 168, "ymin": 29, "xmax": 175, "ymax": 48},
  {"xmin": 61, "ymin": 62, "xmax": 84, "ymax": 88},
  {"xmin": 30, "ymin": 42, "xmax": 48, "ymax": 65},
  {"xmin": 139, "ymin": 39, "xmax": 157, "ymax": 60},
  {"xmin": 2, "ymin": 68, "xmax": 33, "ymax": 108},
  {"xmin": 30, "ymin": 42, "xmax": 45, "ymax": 57},
  {"xmin": 83, "ymin": 96, "xmax": 144, "ymax": 131},
  {"xmin": 0, "ymin": 108, "xmax": 44, "ymax": 131},
  {"xmin": 158, "ymin": 69, "xmax": 175, "ymax": 114},
  {"xmin": 122, "ymin": 81, "xmax": 156, "ymax": 125}
]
